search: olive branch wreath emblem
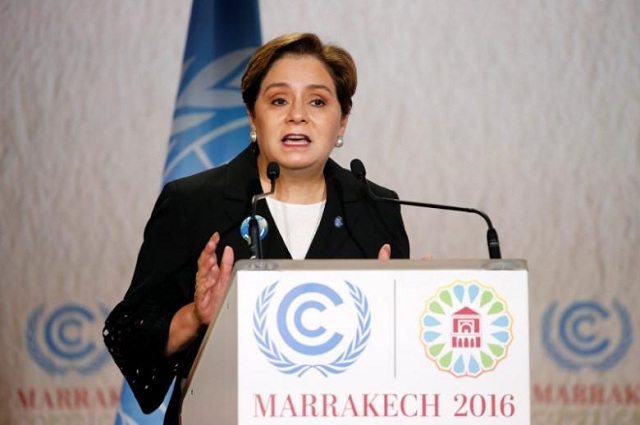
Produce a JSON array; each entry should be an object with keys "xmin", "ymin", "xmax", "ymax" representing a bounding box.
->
[{"xmin": 253, "ymin": 281, "xmax": 371, "ymax": 377}]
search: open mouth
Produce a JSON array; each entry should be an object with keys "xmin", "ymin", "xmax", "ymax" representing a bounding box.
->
[{"xmin": 282, "ymin": 134, "xmax": 311, "ymax": 145}]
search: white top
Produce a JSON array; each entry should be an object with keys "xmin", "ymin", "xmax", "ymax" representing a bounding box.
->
[{"xmin": 266, "ymin": 197, "xmax": 326, "ymax": 259}]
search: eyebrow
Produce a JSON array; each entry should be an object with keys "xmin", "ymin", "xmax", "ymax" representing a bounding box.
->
[{"xmin": 262, "ymin": 82, "xmax": 334, "ymax": 94}]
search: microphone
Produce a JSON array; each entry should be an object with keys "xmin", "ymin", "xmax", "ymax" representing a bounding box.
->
[
  {"xmin": 350, "ymin": 159, "xmax": 501, "ymax": 259},
  {"xmin": 249, "ymin": 161, "xmax": 280, "ymax": 259}
]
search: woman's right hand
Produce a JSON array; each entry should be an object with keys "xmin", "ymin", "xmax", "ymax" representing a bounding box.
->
[
  {"xmin": 165, "ymin": 232, "xmax": 234, "ymax": 356},
  {"xmin": 194, "ymin": 232, "xmax": 235, "ymax": 326}
]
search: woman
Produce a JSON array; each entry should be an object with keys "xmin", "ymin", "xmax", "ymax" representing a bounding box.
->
[{"xmin": 103, "ymin": 32, "xmax": 410, "ymax": 424}]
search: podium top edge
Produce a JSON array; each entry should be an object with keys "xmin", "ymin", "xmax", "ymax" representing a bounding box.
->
[{"xmin": 233, "ymin": 258, "xmax": 528, "ymax": 272}]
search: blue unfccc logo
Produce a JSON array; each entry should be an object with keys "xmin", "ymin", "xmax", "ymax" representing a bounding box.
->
[
  {"xmin": 253, "ymin": 281, "xmax": 371, "ymax": 377},
  {"xmin": 542, "ymin": 300, "xmax": 632, "ymax": 371},
  {"xmin": 277, "ymin": 283, "xmax": 345, "ymax": 355},
  {"xmin": 26, "ymin": 303, "xmax": 111, "ymax": 375}
]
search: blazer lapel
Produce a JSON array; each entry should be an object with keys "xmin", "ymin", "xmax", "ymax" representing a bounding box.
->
[
  {"xmin": 257, "ymin": 200, "xmax": 291, "ymax": 259},
  {"xmin": 306, "ymin": 161, "xmax": 360, "ymax": 258}
]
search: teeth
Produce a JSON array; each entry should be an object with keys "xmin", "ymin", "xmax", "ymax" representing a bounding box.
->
[{"xmin": 283, "ymin": 135, "xmax": 309, "ymax": 143}]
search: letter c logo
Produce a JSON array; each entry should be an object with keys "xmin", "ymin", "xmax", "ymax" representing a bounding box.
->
[{"xmin": 277, "ymin": 283, "xmax": 344, "ymax": 355}]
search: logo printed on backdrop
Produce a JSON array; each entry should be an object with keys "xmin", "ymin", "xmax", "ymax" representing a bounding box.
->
[
  {"xmin": 542, "ymin": 300, "xmax": 632, "ymax": 370},
  {"xmin": 419, "ymin": 281, "xmax": 513, "ymax": 377},
  {"xmin": 26, "ymin": 303, "xmax": 111, "ymax": 374},
  {"xmin": 253, "ymin": 281, "xmax": 371, "ymax": 377}
]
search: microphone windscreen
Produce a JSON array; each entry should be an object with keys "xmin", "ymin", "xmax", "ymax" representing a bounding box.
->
[
  {"xmin": 350, "ymin": 159, "xmax": 366, "ymax": 179},
  {"xmin": 266, "ymin": 162, "xmax": 280, "ymax": 180}
]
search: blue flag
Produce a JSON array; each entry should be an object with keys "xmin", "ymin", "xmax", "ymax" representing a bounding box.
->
[
  {"xmin": 164, "ymin": 0, "xmax": 262, "ymax": 183},
  {"xmin": 114, "ymin": 0, "xmax": 261, "ymax": 423}
]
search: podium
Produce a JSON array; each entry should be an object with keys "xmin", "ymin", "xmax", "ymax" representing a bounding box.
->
[{"xmin": 181, "ymin": 259, "xmax": 529, "ymax": 424}]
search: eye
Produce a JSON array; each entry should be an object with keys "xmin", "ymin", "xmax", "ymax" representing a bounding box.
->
[
  {"xmin": 272, "ymin": 97, "xmax": 288, "ymax": 106},
  {"xmin": 310, "ymin": 98, "xmax": 326, "ymax": 107}
]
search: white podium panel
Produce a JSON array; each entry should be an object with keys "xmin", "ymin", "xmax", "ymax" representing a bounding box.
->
[{"xmin": 182, "ymin": 259, "xmax": 529, "ymax": 425}]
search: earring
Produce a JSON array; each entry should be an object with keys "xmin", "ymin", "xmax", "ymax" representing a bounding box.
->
[
  {"xmin": 250, "ymin": 129, "xmax": 257, "ymax": 143},
  {"xmin": 335, "ymin": 135, "xmax": 344, "ymax": 148}
]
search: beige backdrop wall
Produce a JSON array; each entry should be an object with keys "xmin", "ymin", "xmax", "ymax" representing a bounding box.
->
[{"xmin": 1, "ymin": 0, "xmax": 639, "ymax": 424}]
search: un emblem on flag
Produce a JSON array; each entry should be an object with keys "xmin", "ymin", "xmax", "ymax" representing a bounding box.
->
[{"xmin": 164, "ymin": 48, "xmax": 257, "ymax": 182}]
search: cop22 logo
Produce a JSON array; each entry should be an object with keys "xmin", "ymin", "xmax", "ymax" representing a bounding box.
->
[
  {"xmin": 26, "ymin": 303, "xmax": 111, "ymax": 375},
  {"xmin": 419, "ymin": 281, "xmax": 514, "ymax": 378},
  {"xmin": 542, "ymin": 300, "xmax": 632, "ymax": 371},
  {"xmin": 253, "ymin": 281, "xmax": 371, "ymax": 377}
]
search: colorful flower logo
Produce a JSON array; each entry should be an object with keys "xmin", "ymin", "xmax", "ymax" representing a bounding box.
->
[{"xmin": 419, "ymin": 281, "xmax": 513, "ymax": 377}]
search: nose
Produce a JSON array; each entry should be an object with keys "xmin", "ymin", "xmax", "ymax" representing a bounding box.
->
[{"xmin": 287, "ymin": 99, "xmax": 307, "ymax": 123}]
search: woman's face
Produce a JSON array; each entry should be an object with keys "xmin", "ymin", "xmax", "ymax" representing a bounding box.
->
[{"xmin": 249, "ymin": 54, "xmax": 348, "ymax": 177}]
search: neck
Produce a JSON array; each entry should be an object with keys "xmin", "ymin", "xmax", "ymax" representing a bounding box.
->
[{"xmin": 260, "ymin": 169, "xmax": 326, "ymax": 204}]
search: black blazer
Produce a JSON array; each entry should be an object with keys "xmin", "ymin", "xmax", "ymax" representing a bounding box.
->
[{"xmin": 104, "ymin": 147, "xmax": 409, "ymax": 422}]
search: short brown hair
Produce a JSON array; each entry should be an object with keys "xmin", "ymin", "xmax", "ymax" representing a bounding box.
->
[{"xmin": 241, "ymin": 33, "xmax": 357, "ymax": 117}]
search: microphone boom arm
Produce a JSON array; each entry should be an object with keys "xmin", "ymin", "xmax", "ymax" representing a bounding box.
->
[
  {"xmin": 351, "ymin": 159, "xmax": 501, "ymax": 259},
  {"xmin": 248, "ymin": 162, "xmax": 280, "ymax": 259}
]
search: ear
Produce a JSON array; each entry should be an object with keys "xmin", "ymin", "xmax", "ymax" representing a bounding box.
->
[
  {"xmin": 339, "ymin": 113, "xmax": 350, "ymax": 136},
  {"xmin": 247, "ymin": 108, "xmax": 256, "ymax": 129}
]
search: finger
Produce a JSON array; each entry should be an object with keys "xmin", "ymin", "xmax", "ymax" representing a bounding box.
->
[
  {"xmin": 197, "ymin": 233, "xmax": 222, "ymax": 278},
  {"xmin": 207, "ymin": 248, "xmax": 234, "ymax": 310},
  {"xmin": 198, "ymin": 246, "xmax": 233, "ymax": 295},
  {"xmin": 220, "ymin": 246, "xmax": 235, "ymax": 278},
  {"xmin": 209, "ymin": 246, "xmax": 234, "ymax": 295},
  {"xmin": 197, "ymin": 247, "xmax": 234, "ymax": 325},
  {"xmin": 196, "ymin": 255, "xmax": 216, "ymax": 286},
  {"xmin": 197, "ymin": 243, "xmax": 214, "ymax": 271},
  {"xmin": 377, "ymin": 243, "xmax": 391, "ymax": 260}
]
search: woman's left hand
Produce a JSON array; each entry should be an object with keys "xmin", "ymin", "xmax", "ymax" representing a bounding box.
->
[{"xmin": 377, "ymin": 243, "xmax": 391, "ymax": 260}]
